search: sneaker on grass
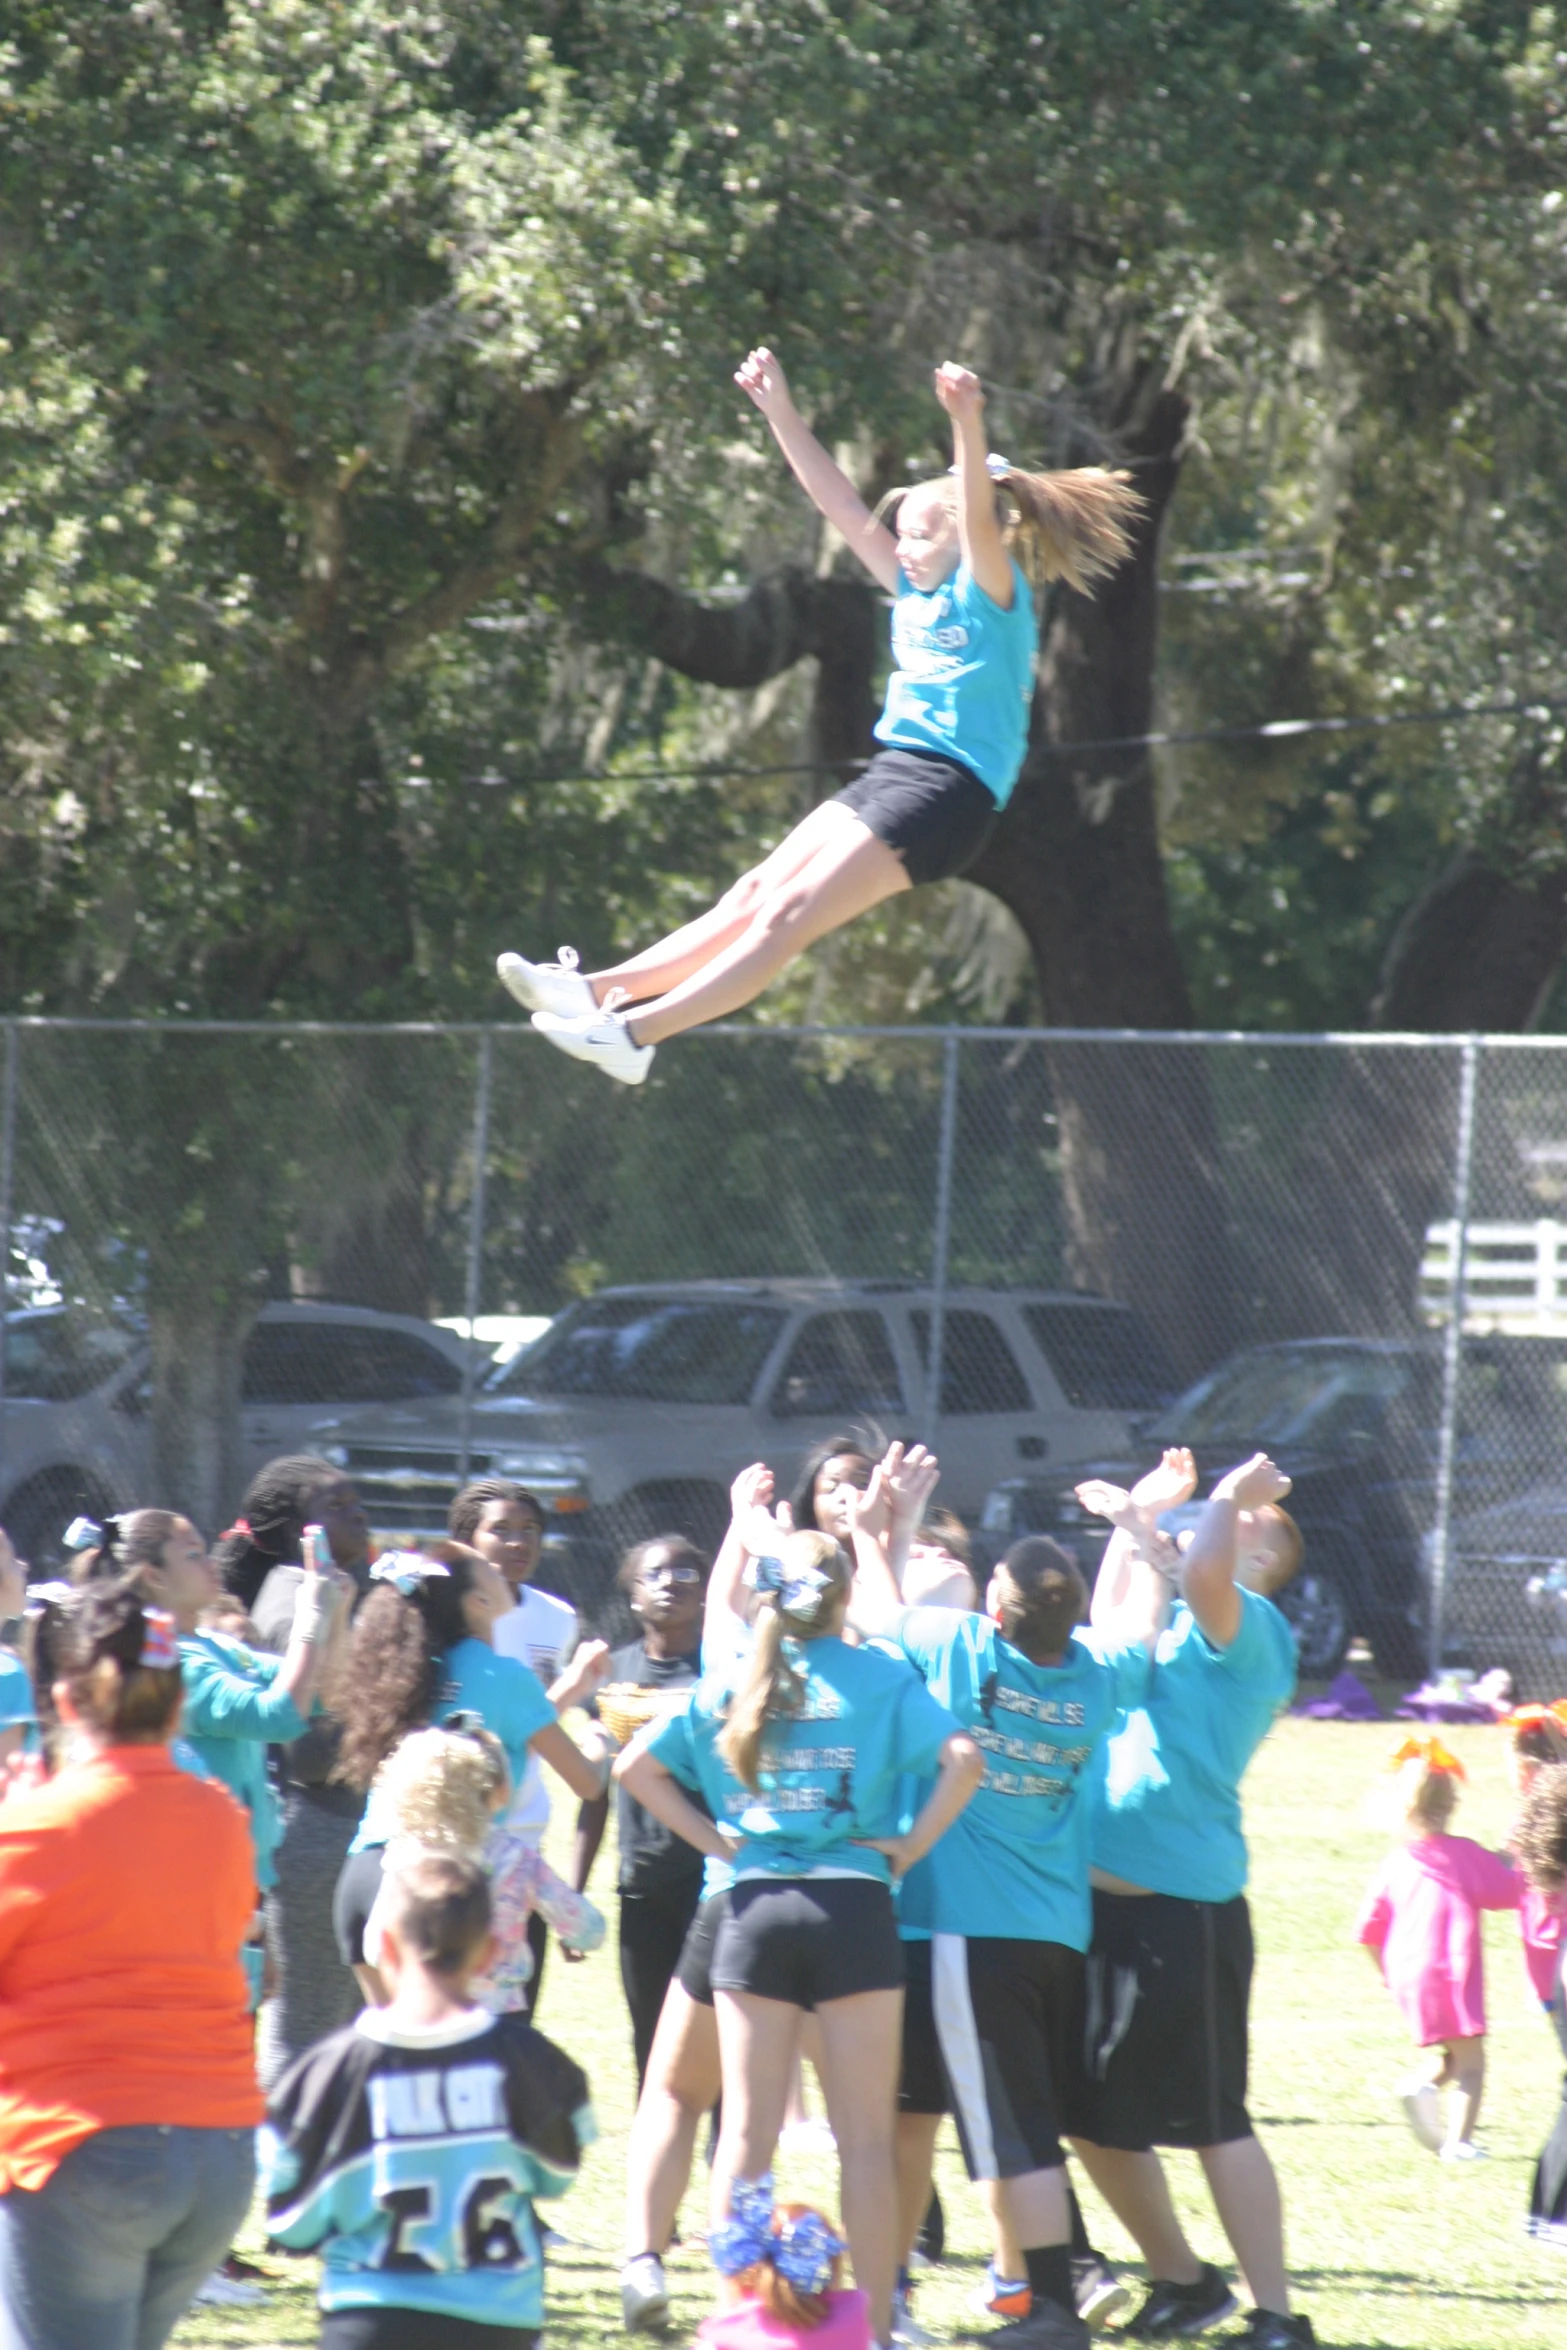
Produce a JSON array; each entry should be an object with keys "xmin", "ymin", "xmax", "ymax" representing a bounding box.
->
[
  {"xmin": 974, "ymin": 2260, "xmax": 1032, "ymax": 2321},
  {"xmin": 1072, "ymin": 2254, "xmax": 1130, "ymax": 2331},
  {"xmin": 1220, "ymin": 2310, "xmax": 1318, "ymax": 2349},
  {"xmin": 1123, "ymin": 2261, "xmax": 1237, "ymax": 2340},
  {"xmin": 1397, "ymin": 2075, "xmax": 1443, "ymax": 2153},
  {"xmin": 978, "ymin": 2302, "xmax": 1090, "ymax": 2350},
  {"xmin": 621, "ymin": 2251, "xmax": 671, "ymax": 2333}
]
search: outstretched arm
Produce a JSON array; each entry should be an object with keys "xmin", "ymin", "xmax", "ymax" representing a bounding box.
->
[
  {"xmin": 933, "ymin": 364, "xmax": 1013, "ymax": 608},
  {"xmin": 705, "ymin": 1461, "xmax": 785, "ymax": 1664},
  {"xmin": 737, "ymin": 347, "xmax": 901, "ymax": 595},
  {"xmin": 1181, "ymin": 1452, "xmax": 1291, "ymax": 1649},
  {"xmin": 1084, "ymin": 1449, "xmax": 1196, "ymax": 1634}
]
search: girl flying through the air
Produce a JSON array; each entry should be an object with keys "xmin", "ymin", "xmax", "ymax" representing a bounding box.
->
[{"xmin": 499, "ymin": 352, "xmax": 1141, "ymax": 1082}]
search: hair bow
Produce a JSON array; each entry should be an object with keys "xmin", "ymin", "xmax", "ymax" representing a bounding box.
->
[
  {"xmin": 1504, "ymin": 1701, "xmax": 1567, "ymax": 1735},
  {"xmin": 370, "ymin": 1551, "xmax": 449, "ymax": 1598},
  {"xmin": 947, "ymin": 451, "xmax": 1014, "ymax": 481},
  {"xmin": 771, "ymin": 2208, "xmax": 846, "ymax": 2296},
  {"xmin": 25, "ymin": 1580, "xmax": 77, "ymax": 1617},
  {"xmin": 1390, "ymin": 1733, "xmax": 1467, "ymax": 1780},
  {"xmin": 749, "ymin": 1554, "xmax": 832, "ymax": 1623},
  {"xmin": 708, "ymin": 2175, "xmax": 778, "ymax": 2277},
  {"xmin": 62, "ymin": 1516, "xmax": 104, "ymax": 1553},
  {"xmin": 221, "ymin": 1518, "xmax": 254, "ymax": 1543},
  {"xmin": 139, "ymin": 1607, "xmax": 179, "ymax": 1670}
]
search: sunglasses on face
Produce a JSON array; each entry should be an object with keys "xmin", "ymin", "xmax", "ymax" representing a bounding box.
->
[{"xmin": 641, "ymin": 1564, "xmax": 702, "ymax": 1588}]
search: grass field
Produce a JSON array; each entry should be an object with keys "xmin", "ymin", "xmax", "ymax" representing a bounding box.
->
[{"xmin": 172, "ymin": 1712, "xmax": 1567, "ymax": 2350}]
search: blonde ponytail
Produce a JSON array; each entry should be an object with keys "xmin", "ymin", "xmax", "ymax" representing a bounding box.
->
[
  {"xmin": 876, "ymin": 465, "xmax": 1143, "ymax": 595},
  {"xmin": 996, "ymin": 465, "xmax": 1143, "ymax": 592},
  {"xmin": 717, "ymin": 1532, "xmax": 848, "ymax": 1792}
]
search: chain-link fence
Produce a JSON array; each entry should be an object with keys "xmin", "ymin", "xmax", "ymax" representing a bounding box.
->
[{"xmin": 4, "ymin": 1017, "xmax": 1567, "ymax": 1688}]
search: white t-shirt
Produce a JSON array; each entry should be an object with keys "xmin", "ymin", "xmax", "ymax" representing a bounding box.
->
[{"xmin": 491, "ymin": 1585, "xmax": 579, "ymax": 1839}]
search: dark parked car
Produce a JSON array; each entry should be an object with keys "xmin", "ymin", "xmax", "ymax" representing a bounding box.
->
[{"xmin": 976, "ymin": 1333, "xmax": 1567, "ymax": 1679}]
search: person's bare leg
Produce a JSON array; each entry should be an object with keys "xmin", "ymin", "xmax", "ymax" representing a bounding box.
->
[
  {"xmin": 985, "ymin": 2176, "xmax": 1026, "ymax": 2278},
  {"xmin": 1069, "ymin": 2139, "xmax": 1203, "ymax": 2284},
  {"xmin": 625, "ymin": 1983, "xmax": 722, "ymax": 2258},
  {"xmin": 999, "ymin": 2164, "xmax": 1071, "ymax": 2252},
  {"xmin": 711, "ymin": 1991, "xmax": 802, "ymax": 2236},
  {"xmin": 627, "ymin": 822, "xmax": 910, "ymax": 1046},
  {"xmin": 590, "ymin": 803, "xmax": 853, "ymax": 1004},
  {"xmin": 896, "ymin": 2113, "xmax": 943, "ymax": 2267},
  {"xmin": 815, "ymin": 1989, "xmax": 905, "ymax": 2345},
  {"xmin": 1196, "ymin": 2137, "xmax": 1289, "ymax": 2314},
  {"xmin": 1443, "ymin": 2036, "xmax": 1486, "ymax": 2148}
]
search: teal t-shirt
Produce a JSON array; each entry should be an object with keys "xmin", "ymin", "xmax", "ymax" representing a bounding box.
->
[
  {"xmin": 351, "ymin": 1637, "xmax": 557, "ymax": 1853},
  {"xmin": 875, "ymin": 557, "xmax": 1036, "ymax": 805},
  {"xmin": 647, "ymin": 1632, "xmax": 958, "ymax": 1886},
  {"xmin": 1090, "ymin": 1588, "xmax": 1297, "ymax": 1903},
  {"xmin": 0, "ymin": 1649, "xmax": 35, "ymax": 1733},
  {"xmin": 178, "ymin": 1628, "xmax": 307, "ymax": 1889},
  {"xmin": 892, "ymin": 1609, "xmax": 1150, "ymax": 1949}
]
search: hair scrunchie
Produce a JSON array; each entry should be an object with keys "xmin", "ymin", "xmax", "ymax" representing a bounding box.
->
[
  {"xmin": 369, "ymin": 1551, "xmax": 450, "ymax": 1599},
  {"xmin": 748, "ymin": 1553, "xmax": 831, "ymax": 1623}
]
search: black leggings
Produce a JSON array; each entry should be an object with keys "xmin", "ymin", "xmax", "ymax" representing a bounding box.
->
[
  {"xmin": 1532, "ymin": 1985, "xmax": 1567, "ymax": 2237},
  {"xmin": 620, "ymin": 1878, "xmax": 706, "ymax": 2087}
]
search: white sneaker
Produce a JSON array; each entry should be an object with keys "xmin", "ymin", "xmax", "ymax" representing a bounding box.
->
[
  {"xmin": 1398, "ymin": 2077, "xmax": 1444, "ymax": 2153},
  {"xmin": 193, "ymin": 2270, "xmax": 266, "ymax": 2307},
  {"xmin": 497, "ymin": 946, "xmax": 597, "ymax": 1021},
  {"xmin": 621, "ymin": 2252, "xmax": 671, "ymax": 2332},
  {"xmin": 531, "ymin": 990, "xmax": 654, "ymax": 1086},
  {"xmin": 1440, "ymin": 2139, "xmax": 1487, "ymax": 2162}
]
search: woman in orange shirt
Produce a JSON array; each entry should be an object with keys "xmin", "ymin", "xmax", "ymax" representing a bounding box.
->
[{"xmin": 0, "ymin": 1582, "xmax": 261, "ymax": 2350}]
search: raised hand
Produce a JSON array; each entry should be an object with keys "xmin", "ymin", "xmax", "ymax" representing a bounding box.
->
[
  {"xmin": 1075, "ymin": 1477, "xmax": 1136, "ymax": 1527},
  {"xmin": 1130, "ymin": 1447, "xmax": 1198, "ymax": 1515},
  {"xmin": 886, "ymin": 1441, "xmax": 940, "ymax": 1534},
  {"xmin": 851, "ymin": 1455, "xmax": 894, "ymax": 1546},
  {"xmin": 554, "ymin": 1638, "xmax": 612, "ymax": 1712},
  {"xmin": 1213, "ymin": 1452, "xmax": 1292, "ymax": 1513},
  {"xmin": 932, "ymin": 361, "xmax": 985, "ymax": 423},
  {"xmin": 730, "ymin": 1462, "xmax": 774, "ymax": 1522},
  {"xmin": 735, "ymin": 346, "xmax": 794, "ymax": 418}
]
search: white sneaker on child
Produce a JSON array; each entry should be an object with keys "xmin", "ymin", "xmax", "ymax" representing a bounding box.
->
[
  {"xmin": 1398, "ymin": 2077, "xmax": 1444, "ymax": 2152},
  {"xmin": 497, "ymin": 947, "xmax": 597, "ymax": 1021},
  {"xmin": 621, "ymin": 2252, "xmax": 671, "ymax": 2332},
  {"xmin": 531, "ymin": 990, "xmax": 654, "ymax": 1085},
  {"xmin": 1439, "ymin": 2139, "xmax": 1487, "ymax": 2162},
  {"xmin": 193, "ymin": 2270, "xmax": 266, "ymax": 2307}
]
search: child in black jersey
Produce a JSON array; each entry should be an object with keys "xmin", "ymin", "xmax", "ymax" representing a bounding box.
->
[{"xmin": 260, "ymin": 1854, "xmax": 594, "ymax": 2350}]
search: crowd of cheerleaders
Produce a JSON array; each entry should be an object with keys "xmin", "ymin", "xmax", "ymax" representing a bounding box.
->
[{"xmin": 4, "ymin": 1442, "xmax": 1567, "ymax": 2350}]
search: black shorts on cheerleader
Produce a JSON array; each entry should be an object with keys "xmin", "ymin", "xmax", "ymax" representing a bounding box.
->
[
  {"xmin": 712, "ymin": 1875, "xmax": 904, "ymax": 2007},
  {"xmin": 1082, "ymin": 1889, "xmax": 1255, "ymax": 2150},
  {"xmin": 930, "ymin": 1933, "xmax": 1087, "ymax": 2179},
  {"xmin": 674, "ymin": 1887, "xmax": 732, "ymax": 2008},
  {"xmin": 332, "ymin": 1843, "xmax": 387, "ymax": 1969},
  {"xmin": 834, "ymin": 747, "xmax": 999, "ymax": 886},
  {"xmin": 899, "ymin": 1938, "xmax": 950, "ymax": 2116}
]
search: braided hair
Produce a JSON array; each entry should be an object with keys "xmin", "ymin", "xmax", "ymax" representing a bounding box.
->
[{"xmin": 213, "ymin": 1454, "xmax": 343, "ymax": 1609}]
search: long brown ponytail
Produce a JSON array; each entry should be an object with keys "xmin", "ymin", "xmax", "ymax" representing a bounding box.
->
[
  {"xmin": 717, "ymin": 1532, "xmax": 849, "ymax": 1793},
  {"xmin": 877, "ymin": 465, "xmax": 1143, "ymax": 594}
]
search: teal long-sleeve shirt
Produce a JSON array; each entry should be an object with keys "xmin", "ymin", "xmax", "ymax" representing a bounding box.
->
[{"xmin": 179, "ymin": 1628, "xmax": 308, "ymax": 1890}]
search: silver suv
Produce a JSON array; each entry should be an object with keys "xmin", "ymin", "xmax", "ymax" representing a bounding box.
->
[
  {"xmin": 309, "ymin": 1280, "xmax": 1176, "ymax": 1602},
  {"xmin": 0, "ymin": 1301, "xmax": 477, "ymax": 1565}
]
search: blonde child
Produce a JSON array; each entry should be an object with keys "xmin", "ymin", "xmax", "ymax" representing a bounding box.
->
[
  {"xmin": 1356, "ymin": 1735, "xmax": 1521, "ymax": 2159},
  {"xmin": 701, "ymin": 2177, "xmax": 870, "ymax": 2350},
  {"xmin": 501, "ymin": 353, "xmax": 1141, "ymax": 1084},
  {"xmin": 363, "ymin": 1725, "xmax": 606, "ymax": 2011}
]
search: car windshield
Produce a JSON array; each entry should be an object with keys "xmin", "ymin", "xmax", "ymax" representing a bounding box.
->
[
  {"xmin": 488, "ymin": 1297, "xmax": 786, "ymax": 1406},
  {"xmin": 1144, "ymin": 1346, "xmax": 1417, "ymax": 1450},
  {"xmin": 3, "ymin": 1312, "xmax": 139, "ymax": 1401}
]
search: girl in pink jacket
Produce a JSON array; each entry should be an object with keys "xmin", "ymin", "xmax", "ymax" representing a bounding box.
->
[{"xmin": 1356, "ymin": 1735, "xmax": 1519, "ymax": 2161}]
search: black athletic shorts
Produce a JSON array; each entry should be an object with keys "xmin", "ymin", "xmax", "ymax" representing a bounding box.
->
[
  {"xmin": 899, "ymin": 1937, "xmax": 950, "ymax": 2116},
  {"xmin": 931, "ymin": 1933, "xmax": 1087, "ymax": 2180},
  {"xmin": 333, "ymin": 1843, "xmax": 387, "ymax": 1970},
  {"xmin": 674, "ymin": 1887, "xmax": 732, "ymax": 2007},
  {"xmin": 834, "ymin": 747, "xmax": 1000, "ymax": 886},
  {"xmin": 1082, "ymin": 1890, "xmax": 1255, "ymax": 2150},
  {"xmin": 713, "ymin": 1875, "xmax": 905, "ymax": 2007},
  {"xmin": 322, "ymin": 2314, "xmax": 538, "ymax": 2350}
]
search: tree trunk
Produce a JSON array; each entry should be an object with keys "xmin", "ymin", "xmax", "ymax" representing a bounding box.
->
[
  {"xmin": 148, "ymin": 1296, "xmax": 255, "ymax": 1533},
  {"xmin": 967, "ymin": 382, "xmax": 1241, "ymax": 1379},
  {"xmin": 1372, "ymin": 848, "xmax": 1567, "ymax": 1031}
]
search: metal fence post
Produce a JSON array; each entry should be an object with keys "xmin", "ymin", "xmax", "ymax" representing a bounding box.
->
[
  {"xmin": 1428, "ymin": 1035, "xmax": 1479, "ymax": 1676},
  {"xmin": 924, "ymin": 1031, "xmax": 960, "ymax": 1452},
  {"xmin": 457, "ymin": 1029, "xmax": 495, "ymax": 1487},
  {"xmin": 0, "ymin": 1023, "xmax": 14, "ymax": 1477}
]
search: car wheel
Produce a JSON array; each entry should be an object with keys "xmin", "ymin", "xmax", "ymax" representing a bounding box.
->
[
  {"xmin": 4, "ymin": 1468, "xmax": 113, "ymax": 1573},
  {"xmin": 1277, "ymin": 1568, "xmax": 1351, "ymax": 1679}
]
